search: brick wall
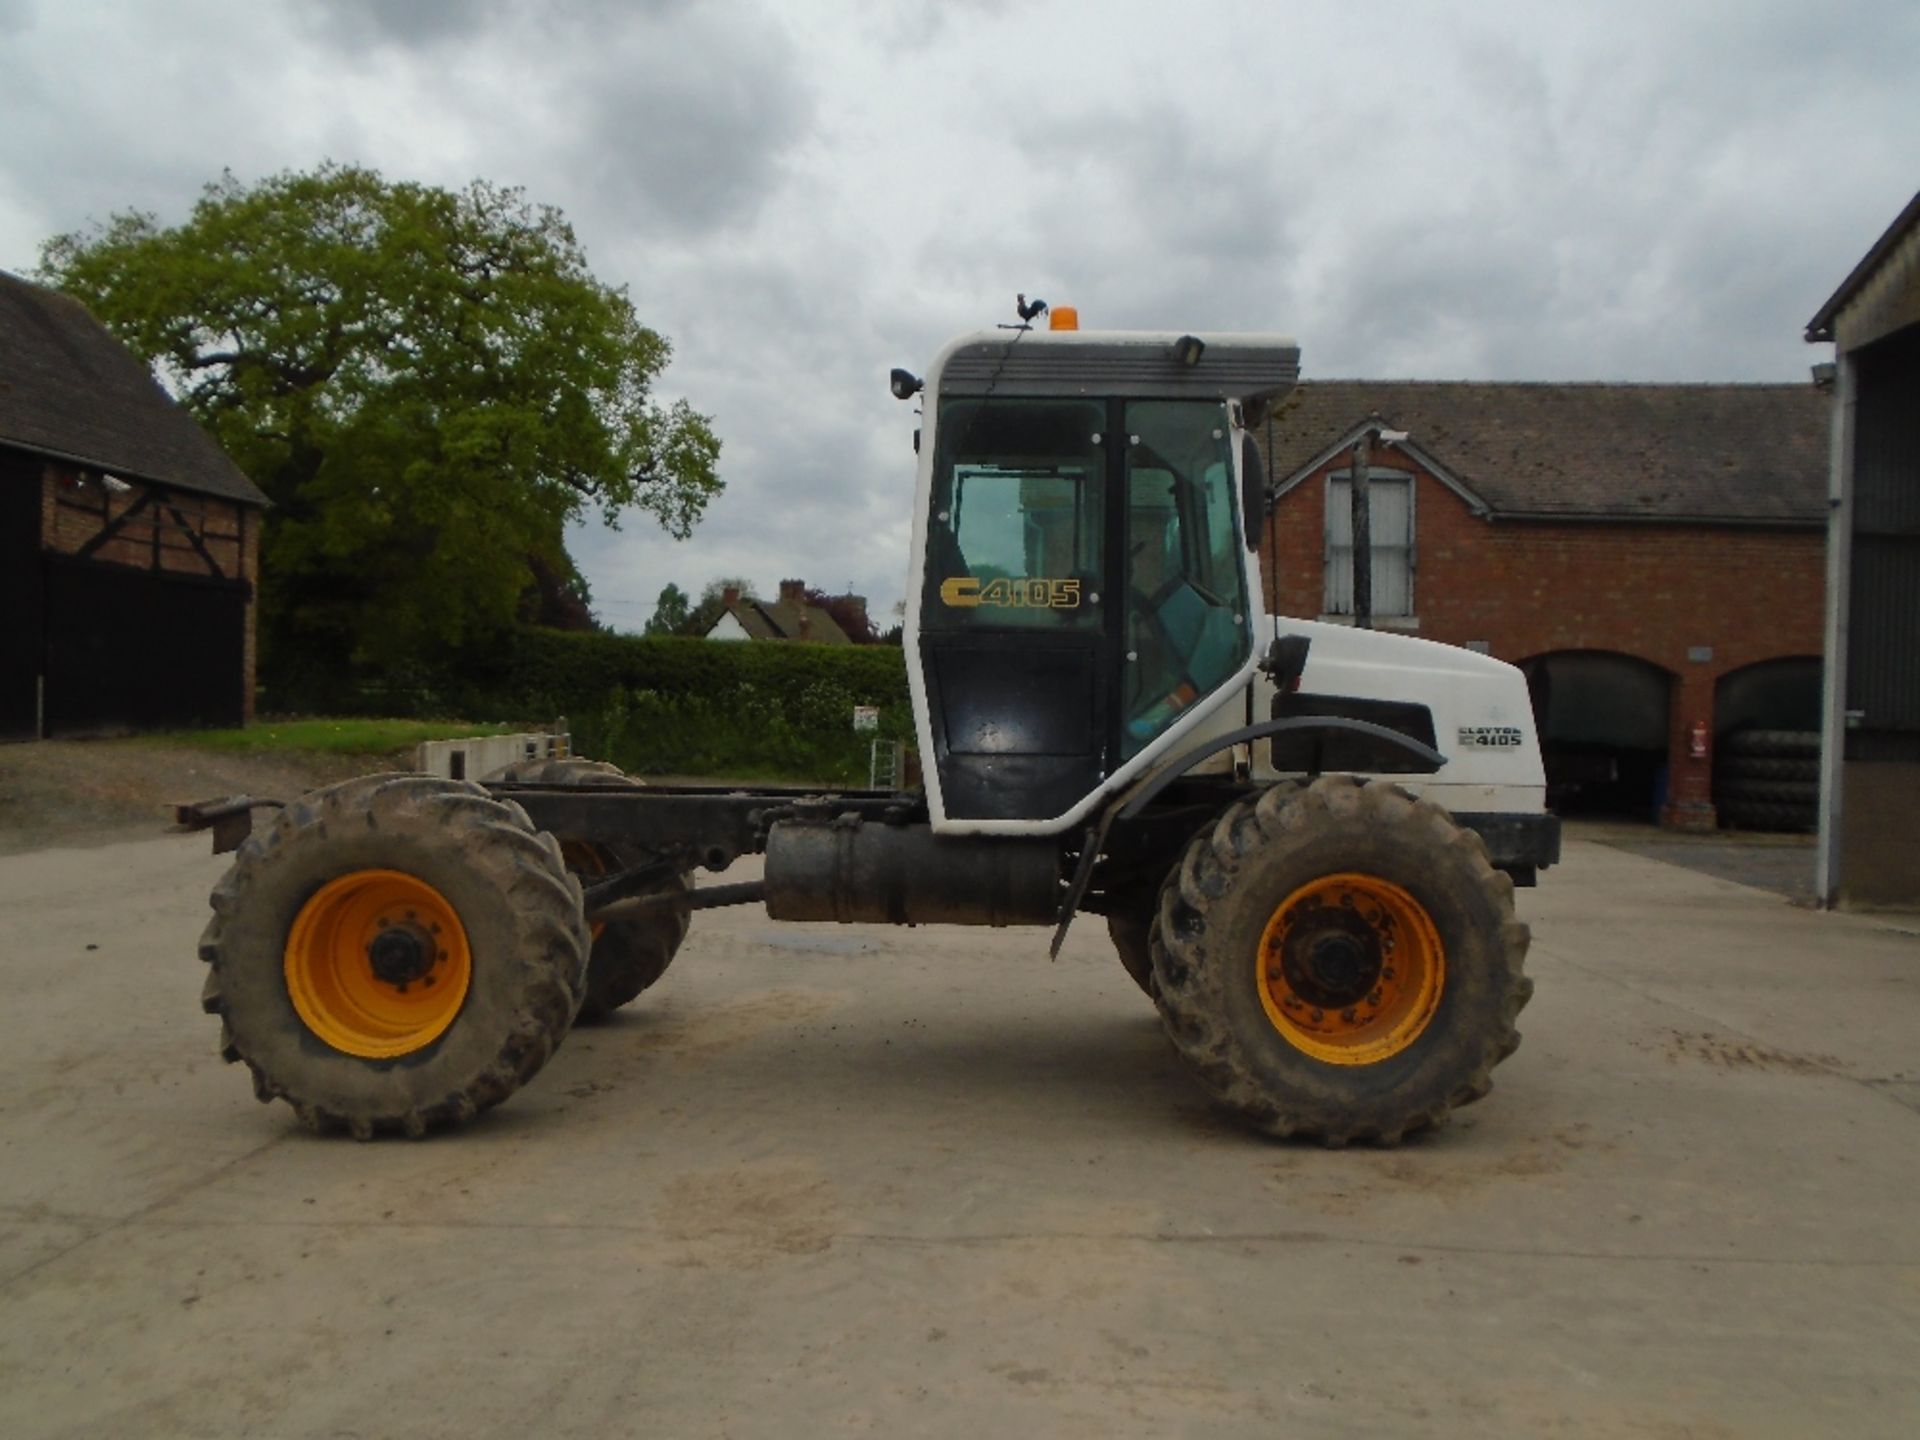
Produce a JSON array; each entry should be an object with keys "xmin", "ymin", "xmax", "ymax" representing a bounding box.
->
[{"xmin": 1263, "ymin": 459, "xmax": 1826, "ymax": 826}]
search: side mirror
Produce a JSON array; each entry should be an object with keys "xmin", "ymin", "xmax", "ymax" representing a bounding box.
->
[
  {"xmin": 1240, "ymin": 433, "xmax": 1265, "ymax": 553},
  {"xmin": 1260, "ymin": 634, "xmax": 1311, "ymax": 693}
]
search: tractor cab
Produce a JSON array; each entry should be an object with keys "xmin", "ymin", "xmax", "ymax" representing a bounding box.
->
[{"xmin": 903, "ymin": 320, "xmax": 1301, "ymax": 830}]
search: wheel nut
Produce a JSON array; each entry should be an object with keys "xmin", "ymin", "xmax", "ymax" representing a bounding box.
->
[
  {"xmin": 1383, "ymin": 967, "xmax": 1396, "ymax": 980},
  {"xmin": 1310, "ymin": 1008, "xmax": 1324, "ymax": 1022}
]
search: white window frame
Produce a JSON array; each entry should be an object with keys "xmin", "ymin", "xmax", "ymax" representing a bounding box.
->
[{"xmin": 1322, "ymin": 469, "xmax": 1416, "ymax": 622}]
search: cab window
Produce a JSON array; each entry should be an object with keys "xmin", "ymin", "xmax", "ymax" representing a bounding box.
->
[{"xmin": 1120, "ymin": 400, "xmax": 1249, "ymax": 758}]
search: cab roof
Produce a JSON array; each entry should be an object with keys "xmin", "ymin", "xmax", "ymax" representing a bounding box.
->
[{"xmin": 932, "ymin": 327, "xmax": 1300, "ymax": 405}]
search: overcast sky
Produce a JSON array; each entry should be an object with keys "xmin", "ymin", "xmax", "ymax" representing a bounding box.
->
[{"xmin": 2, "ymin": 0, "xmax": 1913, "ymax": 628}]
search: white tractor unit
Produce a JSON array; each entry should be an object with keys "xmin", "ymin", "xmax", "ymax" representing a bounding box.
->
[{"xmin": 183, "ymin": 302, "xmax": 1557, "ymax": 1144}]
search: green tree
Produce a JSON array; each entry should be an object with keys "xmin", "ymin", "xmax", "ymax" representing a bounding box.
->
[
  {"xmin": 39, "ymin": 162, "xmax": 721, "ymax": 680},
  {"xmin": 699, "ymin": 576, "xmax": 758, "ymax": 607},
  {"xmin": 643, "ymin": 582, "xmax": 691, "ymax": 636}
]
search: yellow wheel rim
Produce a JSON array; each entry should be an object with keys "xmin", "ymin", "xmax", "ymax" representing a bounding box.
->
[
  {"xmin": 1256, "ymin": 872, "xmax": 1444, "ymax": 1066},
  {"xmin": 284, "ymin": 869, "xmax": 472, "ymax": 1059}
]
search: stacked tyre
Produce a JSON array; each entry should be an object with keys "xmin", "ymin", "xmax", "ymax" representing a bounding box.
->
[{"xmin": 1715, "ymin": 729, "xmax": 1819, "ymax": 832}]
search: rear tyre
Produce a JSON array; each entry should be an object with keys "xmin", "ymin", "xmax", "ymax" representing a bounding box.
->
[
  {"xmin": 198, "ymin": 774, "xmax": 588, "ymax": 1138},
  {"xmin": 483, "ymin": 758, "xmax": 691, "ymax": 1021},
  {"xmin": 1151, "ymin": 775, "xmax": 1532, "ymax": 1145},
  {"xmin": 1107, "ymin": 909, "xmax": 1158, "ymax": 999}
]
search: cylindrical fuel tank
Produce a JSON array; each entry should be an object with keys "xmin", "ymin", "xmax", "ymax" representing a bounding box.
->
[{"xmin": 763, "ymin": 821, "xmax": 1060, "ymax": 926}]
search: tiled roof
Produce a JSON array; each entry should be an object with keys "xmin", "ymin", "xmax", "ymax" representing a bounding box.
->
[
  {"xmin": 752, "ymin": 598, "xmax": 851, "ymax": 644},
  {"xmin": 1263, "ymin": 381, "xmax": 1826, "ymax": 526},
  {"xmin": 703, "ymin": 597, "xmax": 852, "ymax": 644},
  {"xmin": 0, "ymin": 270, "xmax": 267, "ymax": 506}
]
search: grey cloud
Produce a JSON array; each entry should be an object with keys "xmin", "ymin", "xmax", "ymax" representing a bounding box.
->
[
  {"xmin": 288, "ymin": 1, "xmax": 816, "ymax": 243},
  {"xmin": 915, "ymin": 104, "xmax": 1303, "ymax": 337},
  {"xmin": 866, "ymin": 0, "xmax": 1014, "ymax": 53},
  {"xmin": 566, "ymin": 23, "xmax": 815, "ymax": 240},
  {"xmin": 305, "ymin": 0, "xmax": 696, "ymax": 54},
  {"xmin": 306, "ymin": 0, "xmax": 513, "ymax": 50}
]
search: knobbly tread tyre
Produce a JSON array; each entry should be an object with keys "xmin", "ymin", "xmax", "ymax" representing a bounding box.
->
[
  {"xmin": 1721, "ymin": 728, "xmax": 1819, "ymax": 759},
  {"xmin": 198, "ymin": 774, "xmax": 589, "ymax": 1138},
  {"xmin": 483, "ymin": 758, "xmax": 691, "ymax": 1021},
  {"xmin": 1148, "ymin": 774, "xmax": 1532, "ymax": 1146},
  {"xmin": 1717, "ymin": 779, "xmax": 1818, "ymax": 807},
  {"xmin": 1717, "ymin": 755, "xmax": 1819, "ymax": 783}
]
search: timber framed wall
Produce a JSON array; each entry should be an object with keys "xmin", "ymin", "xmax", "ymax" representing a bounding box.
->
[{"xmin": 2, "ymin": 450, "xmax": 260, "ymax": 739}]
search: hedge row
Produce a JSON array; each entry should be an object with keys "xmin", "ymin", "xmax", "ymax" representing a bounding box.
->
[
  {"xmin": 262, "ymin": 628, "xmax": 918, "ymax": 783},
  {"xmin": 458, "ymin": 628, "xmax": 912, "ymax": 718},
  {"xmin": 495, "ymin": 631, "xmax": 914, "ymax": 783}
]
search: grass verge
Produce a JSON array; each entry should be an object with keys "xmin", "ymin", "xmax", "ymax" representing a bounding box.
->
[{"xmin": 147, "ymin": 717, "xmax": 516, "ymax": 758}]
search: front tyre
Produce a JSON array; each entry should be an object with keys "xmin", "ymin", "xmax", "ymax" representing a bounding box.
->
[
  {"xmin": 1151, "ymin": 775, "xmax": 1532, "ymax": 1145},
  {"xmin": 198, "ymin": 775, "xmax": 589, "ymax": 1138}
]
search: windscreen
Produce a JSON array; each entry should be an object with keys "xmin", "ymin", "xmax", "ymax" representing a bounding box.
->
[{"xmin": 922, "ymin": 398, "xmax": 1105, "ymax": 632}]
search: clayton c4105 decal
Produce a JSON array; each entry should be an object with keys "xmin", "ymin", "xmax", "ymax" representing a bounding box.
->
[
  {"xmin": 939, "ymin": 577, "xmax": 1083, "ymax": 609},
  {"xmin": 1456, "ymin": 725, "xmax": 1526, "ymax": 749}
]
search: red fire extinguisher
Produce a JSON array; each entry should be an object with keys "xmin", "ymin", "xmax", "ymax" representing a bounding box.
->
[{"xmin": 1689, "ymin": 721, "xmax": 1709, "ymax": 760}]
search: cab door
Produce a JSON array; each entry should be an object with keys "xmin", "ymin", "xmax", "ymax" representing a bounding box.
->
[{"xmin": 918, "ymin": 397, "xmax": 1112, "ymax": 821}]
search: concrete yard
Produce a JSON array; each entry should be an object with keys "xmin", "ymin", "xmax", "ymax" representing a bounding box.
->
[{"xmin": 1, "ymin": 829, "xmax": 1917, "ymax": 1438}]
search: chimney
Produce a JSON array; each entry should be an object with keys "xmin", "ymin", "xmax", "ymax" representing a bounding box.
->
[
  {"xmin": 779, "ymin": 578, "xmax": 806, "ymax": 606},
  {"xmin": 721, "ymin": 585, "xmax": 741, "ymax": 609}
]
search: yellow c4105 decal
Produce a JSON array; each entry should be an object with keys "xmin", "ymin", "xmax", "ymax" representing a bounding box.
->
[{"xmin": 940, "ymin": 576, "xmax": 1083, "ymax": 609}]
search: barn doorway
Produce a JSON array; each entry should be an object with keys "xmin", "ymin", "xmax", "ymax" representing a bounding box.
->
[{"xmin": 1521, "ymin": 651, "xmax": 1674, "ymax": 821}]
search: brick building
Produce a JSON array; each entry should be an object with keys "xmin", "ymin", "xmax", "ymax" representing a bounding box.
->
[
  {"xmin": 0, "ymin": 271, "xmax": 268, "ymax": 739},
  {"xmin": 1259, "ymin": 382, "xmax": 1828, "ymax": 827}
]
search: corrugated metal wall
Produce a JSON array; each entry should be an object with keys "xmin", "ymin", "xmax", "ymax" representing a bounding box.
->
[{"xmin": 1845, "ymin": 329, "xmax": 1920, "ymax": 759}]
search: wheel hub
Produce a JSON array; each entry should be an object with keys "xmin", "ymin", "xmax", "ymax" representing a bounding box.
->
[
  {"xmin": 1284, "ymin": 909, "xmax": 1384, "ymax": 1008},
  {"xmin": 367, "ymin": 924, "xmax": 437, "ymax": 988}
]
